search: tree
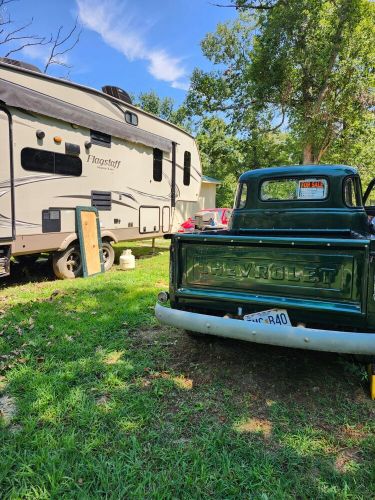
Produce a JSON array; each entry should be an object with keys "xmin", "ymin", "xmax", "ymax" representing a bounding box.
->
[
  {"xmin": 324, "ymin": 111, "xmax": 375, "ymax": 189},
  {"xmin": 212, "ymin": 1, "xmax": 280, "ymax": 9},
  {"xmin": 196, "ymin": 116, "xmax": 299, "ymax": 205},
  {"xmin": 188, "ymin": 0, "xmax": 375, "ymax": 164},
  {"xmin": 0, "ymin": 0, "xmax": 81, "ymax": 75},
  {"xmin": 134, "ymin": 91, "xmax": 192, "ymax": 132},
  {"xmin": 195, "ymin": 117, "xmax": 243, "ymax": 205}
]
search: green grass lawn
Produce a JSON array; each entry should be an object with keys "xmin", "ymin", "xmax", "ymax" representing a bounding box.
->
[{"xmin": 0, "ymin": 240, "xmax": 374, "ymax": 499}]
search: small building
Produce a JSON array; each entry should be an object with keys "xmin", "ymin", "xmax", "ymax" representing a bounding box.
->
[{"xmin": 197, "ymin": 175, "xmax": 222, "ymax": 210}]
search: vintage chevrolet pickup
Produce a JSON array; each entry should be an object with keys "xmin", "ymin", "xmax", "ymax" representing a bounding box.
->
[{"xmin": 155, "ymin": 165, "xmax": 375, "ymax": 398}]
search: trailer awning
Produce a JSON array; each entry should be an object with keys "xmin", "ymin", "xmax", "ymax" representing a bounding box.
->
[{"xmin": 0, "ymin": 78, "xmax": 172, "ymax": 153}]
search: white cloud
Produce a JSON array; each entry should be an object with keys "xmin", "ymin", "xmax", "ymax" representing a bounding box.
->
[
  {"xmin": 76, "ymin": 0, "xmax": 188, "ymax": 89},
  {"xmin": 21, "ymin": 44, "xmax": 49, "ymax": 62},
  {"xmin": 22, "ymin": 43, "xmax": 70, "ymax": 67},
  {"xmin": 171, "ymin": 80, "xmax": 190, "ymax": 91},
  {"xmin": 147, "ymin": 49, "xmax": 185, "ymax": 82}
]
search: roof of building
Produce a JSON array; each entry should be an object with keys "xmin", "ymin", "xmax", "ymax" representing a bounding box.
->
[{"xmin": 202, "ymin": 175, "xmax": 222, "ymax": 184}]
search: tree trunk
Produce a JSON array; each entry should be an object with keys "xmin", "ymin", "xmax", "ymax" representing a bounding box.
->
[{"xmin": 303, "ymin": 143, "xmax": 315, "ymax": 164}]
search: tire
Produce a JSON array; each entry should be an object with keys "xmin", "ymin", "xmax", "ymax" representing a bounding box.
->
[
  {"xmin": 102, "ymin": 240, "xmax": 115, "ymax": 272},
  {"xmin": 52, "ymin": 244, "xmax": 82, "ymax": 279}
]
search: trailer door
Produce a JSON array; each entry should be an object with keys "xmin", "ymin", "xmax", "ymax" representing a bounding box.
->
[{"xmin": 0, "ymin": 109, "xmax": 14, "ymax": 240}]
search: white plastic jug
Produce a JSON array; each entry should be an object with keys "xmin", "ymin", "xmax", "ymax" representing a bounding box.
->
[{"xmin": 119, "ymin": 249, "xmax": 135, "ymax": 270}]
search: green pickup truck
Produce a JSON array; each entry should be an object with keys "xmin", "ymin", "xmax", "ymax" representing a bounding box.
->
[{"xmin": 155, "ymin": 165, "xmax": 375, "ymax": 398}]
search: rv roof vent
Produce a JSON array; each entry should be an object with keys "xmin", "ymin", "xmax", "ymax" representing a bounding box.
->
[
  {"xmin": 102, "ymin": 85, "xmax": 132, "ymax": 105},
  {"xmin": 0, "ymin": 57, "xmax": 41, "ymax": 73}
]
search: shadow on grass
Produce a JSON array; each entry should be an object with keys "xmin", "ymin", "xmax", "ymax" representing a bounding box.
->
[
  {"xmin": 0, "ymin": 239, "xmax": 170, "ymax": 288},
  {"xmin": 113, "ymin": 240, "xmax": 170, "ymax": 262},
  {"xmin": 160, "ymin": 333, "xmax": 375, "ymax": 496},
  {"xmin": 0, "ymin": 276, "xmax": 373, "ymax": 497},
  {"xmin": 1, "ymin": 257, "xmax": 56, "ymax": 289}
]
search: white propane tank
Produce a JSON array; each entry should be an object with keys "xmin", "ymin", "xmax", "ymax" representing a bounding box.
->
[{"xmin": 119, "ymin": 249, "xmax": 135, "ymax": 270}]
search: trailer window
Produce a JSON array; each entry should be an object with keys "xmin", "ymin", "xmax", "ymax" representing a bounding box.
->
[
  {"xmin": 125, "ymin": 111, "xmax": 138, "ymax": 126},
  {"xmin": 344, "ymin": 177, "xmax": 362, "ymax": 207},
  {"xmin": 183, "ymin": 151, "xmax": 191, "ymax": 186},
  {"xmin": 260, "ymin": 178, "xmax": 328, "ymax": 201},
  {"xmin": 90, "ymin": 130, "xmax": 111, "ymax": 147},
  {"xmin": 21, "ymin": 148, "xmax": 82, "ymax": 176},
  {"xmin": 153, "ymin": 148, "xmax": 163, "ymax": 182}
]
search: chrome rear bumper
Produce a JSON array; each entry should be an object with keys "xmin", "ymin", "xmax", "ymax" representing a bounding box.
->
[{"xmin": 155, "ymin": 303, "xmax": 375, "ymax": 355}]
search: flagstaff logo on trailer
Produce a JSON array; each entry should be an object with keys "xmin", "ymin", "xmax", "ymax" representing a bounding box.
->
[{"xmin": 86, "ymin": 154, "xmax": 121, "ymax": 169}]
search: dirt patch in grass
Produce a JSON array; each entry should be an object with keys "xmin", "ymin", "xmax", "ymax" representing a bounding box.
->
[
  {"xmin": 234, "ymin": 417, "xmax": 273, "ymax": 438},
  {"xmin": 137, "ymin": 326, "xmax": 374, "ymax": 440},
  {"xmin": 135, "ymin": 328, "xmax": 160, "ymax": 341},
  {"xmin": 0, "ymin": 375, "xmax": 7, "ymax": 392},
  {"xmin": 341, "ymin": 424, "xmax": 370, "ymax": 441},
  {"xmin": 95, "ymin": 394, "xmax": 111, "ymax": 406},
  {"xmin": 103, "ymin": 351, "xmax": 125, "ymax": 365},
  {"xmin": 0, "ymin": 394, "xmax": 17, "ymax": 424},
  {"xmin": 155, "ymin": 281, "xmax": 169, "ymax": 288},
  {"xmin": 147, "ymin": 371, "xmax": 193, "ymax": 390},
  {"xmin": 335, "ymin": 447, "xmax": 363, "ymax": 473}
]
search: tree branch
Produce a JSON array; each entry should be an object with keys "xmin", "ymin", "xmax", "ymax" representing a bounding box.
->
[
  {"xmin": 313, "ymin": 1, "xmax": 350, "ymax": 114},
  {"xmin": 210, "ymin": 1, "xmax": 278, "ymax": 9},
  {"xmin": 0, "ymin": 0, "xmax": 18, "ymax": 10},
  {"xmin": 43, "ymin": 18, "xmax": 81, "ymax": 73},
  {"xmin": 4, "ymin": 36, "xmax": 50, "ymax": 57},
  {"xmin": 0, "ymin": 14, "xmax": 48, "ymax": 54}
]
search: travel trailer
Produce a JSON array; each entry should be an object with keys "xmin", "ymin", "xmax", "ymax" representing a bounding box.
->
[{"xmin": 0, "ymin": 58, "xmax": 202, "ymax": 279}]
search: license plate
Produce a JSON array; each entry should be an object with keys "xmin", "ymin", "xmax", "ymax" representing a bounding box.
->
[{"xmin": 243, "ymin": 309, "xmax": 291, "ymax": 326}]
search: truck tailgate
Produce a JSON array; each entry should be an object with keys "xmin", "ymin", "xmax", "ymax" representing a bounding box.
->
[{"xmin": 175, "ymin": 234, "xmax": 369, "ymax": 317}]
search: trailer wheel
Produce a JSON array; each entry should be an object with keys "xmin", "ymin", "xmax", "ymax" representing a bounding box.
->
[
  {"xmin": 102, "ymin": 240, "xmax": 115, "ymax": 272},
  {"xmin": 52, "ymin": 244, "xmax": 82, "ymax": 279}
]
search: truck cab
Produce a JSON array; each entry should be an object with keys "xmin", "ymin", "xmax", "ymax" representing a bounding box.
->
[{"xmin": 156, "ymin": 165, "xmax": 375, "ymax": 397}]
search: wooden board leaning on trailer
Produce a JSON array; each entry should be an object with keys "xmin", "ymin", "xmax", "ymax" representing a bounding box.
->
[{"xmin": 76, "ymin": 207, "xmax": 104, "ymax": 277}]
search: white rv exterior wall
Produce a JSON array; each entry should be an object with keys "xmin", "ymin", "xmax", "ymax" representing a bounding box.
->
[
  {"xmin": 197, "ymin": 183, "xmax": 217, "ymax": 211},
  {"xmin": 0, "ymin": 62, "xmax": 202, "ymax": 255}
]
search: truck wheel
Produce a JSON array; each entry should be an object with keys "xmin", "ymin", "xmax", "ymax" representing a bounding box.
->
[
  {"xmin": 102, "ymin": 240, "xmax": 115, "ymax": 272},
  {"xmin": 52, "ymin": 244, "xmax": 82, "ymax": 279}
]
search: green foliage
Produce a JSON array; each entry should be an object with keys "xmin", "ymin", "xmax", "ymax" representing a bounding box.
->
[
  {"xmin": 134, "ymin": 91, "xmax": 192, "ymax": 132},
  {"xmin": 324, "ymin": 112, "xmax": 375, "ymax": 189},
  {"xmin": 195, "ymin": 117, "xmax": 242, "ymax": 205},
  {"xmin": 188, "ymin": 0, "xmax": 375, "ymax": 164},
  {"xmin": 195, "ymin": 116, "xmax": 300, "ymax": 205}
]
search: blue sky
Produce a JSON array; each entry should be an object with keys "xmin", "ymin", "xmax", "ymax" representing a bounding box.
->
[{"xmin": 3, "ymin": 0, "xmax": 237, "ymax": 104}]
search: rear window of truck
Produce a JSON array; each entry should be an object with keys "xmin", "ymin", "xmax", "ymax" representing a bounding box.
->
[
  {"xmin": 260, "ymin": 178, "xmax": 328, "ymax": 201},
  {"xmin": 343, "ymin": 176, "xmax": 362, "ymax": 207},
  {"xmin": 235, "ymin": 183, "xmax": 248, "ymax": 209}
]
